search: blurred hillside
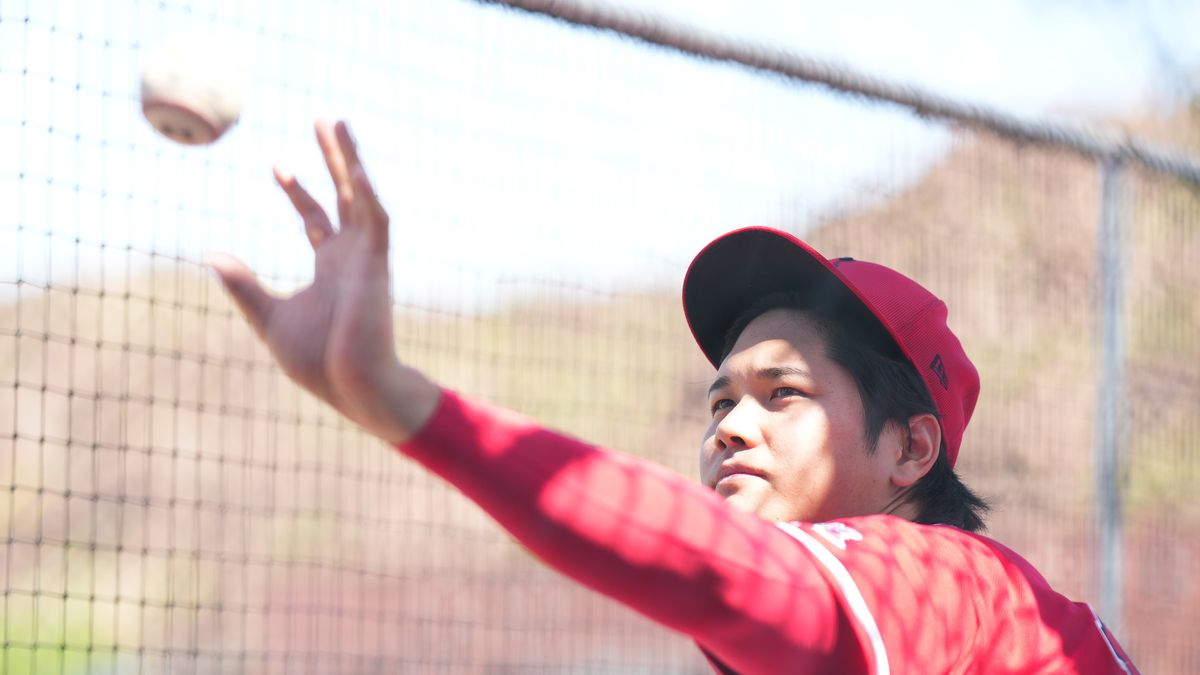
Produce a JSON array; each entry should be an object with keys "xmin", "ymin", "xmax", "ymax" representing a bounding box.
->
[{"xmin": 3, "ymin": 111, "xmax": 1198, "ymax": 673}]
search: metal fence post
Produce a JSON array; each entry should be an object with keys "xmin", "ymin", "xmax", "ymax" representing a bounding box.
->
[{"xmin": 1096, "ymin": 156, "xmax": 1126, "ymax": 637}]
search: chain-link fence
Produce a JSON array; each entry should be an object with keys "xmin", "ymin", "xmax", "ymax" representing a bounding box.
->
[{"xmin": 2, "ymin": 1, "xmax": 1197, "ymax": 673}]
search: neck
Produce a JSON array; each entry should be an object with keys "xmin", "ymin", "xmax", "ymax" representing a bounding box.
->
[{"xmin": 879, "ymin": 488, "xmax": 920, "ymax": 522}]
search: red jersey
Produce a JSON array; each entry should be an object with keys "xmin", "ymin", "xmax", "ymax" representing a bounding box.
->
[{"xmin": 397, "ymin": 389, "xmax": 1139, "ymax": 674}]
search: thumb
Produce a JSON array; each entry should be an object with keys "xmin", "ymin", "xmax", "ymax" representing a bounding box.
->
[{"xmin": 206, "ymin": 252, "xmax": 277, "ymax": 338}]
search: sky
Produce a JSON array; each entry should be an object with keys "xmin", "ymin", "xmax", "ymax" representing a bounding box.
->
[
  {"xmin": 3, "ymin": 0, "xmax": 1199, "ymax": 311},
  {"xmin": 628, "ymin": 0, "xmax": 1200, "ymax": 112}
]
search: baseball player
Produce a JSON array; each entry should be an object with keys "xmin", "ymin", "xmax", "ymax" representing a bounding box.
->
[{"xmin": 210, "ymin": 120, "xmax": 1141, "ymax": 674}]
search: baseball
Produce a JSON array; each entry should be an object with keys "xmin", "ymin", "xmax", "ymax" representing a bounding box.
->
[{"xmin": 140, "ymin": 33, "xmax": 244, "ymax": 145}]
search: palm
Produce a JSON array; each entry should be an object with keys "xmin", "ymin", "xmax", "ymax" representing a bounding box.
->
[
  {"xmin": 210, "ymin": 120, "xmax": 410, "ymax": 436},
  {"xmin": 270, "ymin": 232, "xmax": 393, "ymax": 409}
]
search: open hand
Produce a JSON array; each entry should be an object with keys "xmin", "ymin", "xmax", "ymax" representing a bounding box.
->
[{"xmin": 208, "ymin": 119, "xmax": 438, "ymax": 443}]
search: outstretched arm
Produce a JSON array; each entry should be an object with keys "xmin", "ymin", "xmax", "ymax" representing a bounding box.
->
[
  {"xmin": 209, "ymin": 121, "xmax": 864, "ymax": 675},
  {"xmin": 399, "ymin": 389, "xmax": 866, "ymax": 675}
]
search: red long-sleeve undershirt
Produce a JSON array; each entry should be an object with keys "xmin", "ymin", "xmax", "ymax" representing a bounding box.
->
[{"xmin": 396, "ymin": 388, "xmax": 867, "ymax": 675}]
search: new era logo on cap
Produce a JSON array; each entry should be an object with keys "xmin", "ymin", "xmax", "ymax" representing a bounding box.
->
[{"xmin": 930, "ymin": 354, "xmax": 949, "ymax": 390}]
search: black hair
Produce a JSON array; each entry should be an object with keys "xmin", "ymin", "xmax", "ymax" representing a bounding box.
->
[{"xmin": 720, "ymin": 282, "xmax": 990, "ymax": 533}]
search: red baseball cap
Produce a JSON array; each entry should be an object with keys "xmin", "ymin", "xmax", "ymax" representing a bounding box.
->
[{"xmin": 682, "ymin": 226, "xmax": 979, "ymax": 466}]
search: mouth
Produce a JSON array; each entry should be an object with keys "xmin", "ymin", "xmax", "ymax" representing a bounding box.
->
[{"xmin": 714, "ymin": 462, "xmax": 766, "ymax": 487}]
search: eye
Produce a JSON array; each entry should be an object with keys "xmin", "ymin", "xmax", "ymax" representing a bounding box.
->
[
  {"xmin": 709, "ymin": 398, "xmax": 734, "ymax": 416},
  {"xmin": 771, "ymin": 386, "xmax": 805, "ymax": 400}
]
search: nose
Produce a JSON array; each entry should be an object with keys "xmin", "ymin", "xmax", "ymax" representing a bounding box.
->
[{"xmin": 715, "ymin": 397, "xmax": 762, "ymax": 451}]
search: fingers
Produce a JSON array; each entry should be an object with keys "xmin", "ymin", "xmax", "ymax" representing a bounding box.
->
[
  {"xmin": 349, "ymin": 165, "xmax": 389, "ymax": 250},
  {"xmin": 315, "ymin": 119, "xmax": 353, "ymax": 226},
  {"xmin": 337, "ymin": 121, "xmax": 390, "ymax": 246},
  {"xmin": 334, "ymin": 122, "xmax": 370, "ymax": 223},
  {"xmin": 274, "ymin": 165, "xmax": 334, "ymax": 248},
  {"xmin": 334, "ymin": 120, "xmax": 363, "ymax": 176},
  {"xmin": 205, "ymin": 252, "xmax": 278, "ymax": 339},
  {"xmin": 311, "ymin": 118, "xmax": 390, "ymax": 248}
]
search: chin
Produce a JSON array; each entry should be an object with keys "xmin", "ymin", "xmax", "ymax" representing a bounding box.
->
[
  {"xmin": 729, "ymin": 495, "xmax": 807, "ymax": 523},
  {"xmin": 719, "ymin": 491, "xmax": 764, "ymax": 517}
]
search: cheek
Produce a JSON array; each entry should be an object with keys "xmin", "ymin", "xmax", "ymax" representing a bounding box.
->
[
  {"xmin": 770, "ymin": 438, "xmax": 837, "ymax": 498},
  {"xmin": 697, "ymin": 426, "xmax": 719, "ymax": 479},
  {"xmin": 809, "ymin": 392, "xmax": 874, "ymax": 470},
  {"xmin": 763, "ymin": 406, "xmax": 862, "ymax": 516},
  {"xmin": 762, "ymin": 411, "xmax": 823, "ymax": 471}
]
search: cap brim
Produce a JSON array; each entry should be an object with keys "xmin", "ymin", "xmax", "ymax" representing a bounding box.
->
[{"xmin": 683, "ymin": 227, "xmax": 851, "ymax": 367}]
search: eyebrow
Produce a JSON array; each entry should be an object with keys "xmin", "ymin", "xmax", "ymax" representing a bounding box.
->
[
  {"xmin": 707, "ymin": 366, "xmax": 813, "ymax": 396},
  {"xmin": 707, "ymin": 376, "xmax": 731, "ymax": 396}
]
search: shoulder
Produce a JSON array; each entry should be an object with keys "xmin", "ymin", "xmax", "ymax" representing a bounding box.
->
[
  {"xmin": 776, "ymin": 516, "xmax": 1025, "ymax": 609},
  {"xmin": 780, "ymin": 514, "xmax": 1014, "ymax": 566},
  {"xmin": 780, "ymin": 515, "xmax": 1058, "ymax": 617},
  {"xmin": 776, "ymin": 516, "xmax": 1139, "ymax": 674},
  {"xmin": 775, "ymin": 516, "xmax": 1046, "ymax": 673},
  {"xmin": 771, "ymin": 516, "xmax": 996, "ymax": 673}
]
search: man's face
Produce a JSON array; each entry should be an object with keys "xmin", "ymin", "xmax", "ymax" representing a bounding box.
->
[{"xmin": 700, "ymin": 308, "xmax": 900, "ymax": 523}]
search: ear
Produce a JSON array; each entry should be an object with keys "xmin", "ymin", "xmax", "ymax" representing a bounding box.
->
[{"xmin": 891, "ymin": 413, "xmax": 941, "ymax": 488}]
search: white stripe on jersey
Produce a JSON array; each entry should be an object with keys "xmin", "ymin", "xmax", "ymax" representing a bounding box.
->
[
  {"xmin": 776, "ymin": 521, "xmax": 890, "ymax": 675},
  {"xmin": 1088, "ymin": 605, "xmax": 1134, "ymax": 675}
]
